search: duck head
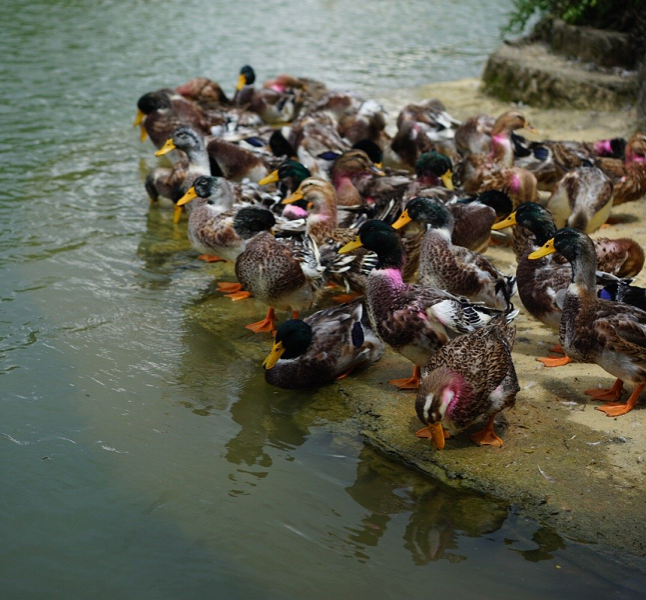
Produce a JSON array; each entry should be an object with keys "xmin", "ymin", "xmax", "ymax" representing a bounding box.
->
[
  {"xmin": 262, "ymin": 319, "xmax": 313, "ymax": 369},
  {"xmin": 414, "ymin": 151, "xmax": 454, "ymax": 189}
]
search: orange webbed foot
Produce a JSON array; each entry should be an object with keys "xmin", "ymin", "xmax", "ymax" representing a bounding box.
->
[
  {"xmin": 198, "ymin": 254, "xmax": 226, "ymax": 263},
  {"xmin": 245, "ymin": 308, "xmax": 277, "ymax": 334},
  {"xmin": 332, "ymin": 293, "xmax": 361, "ymax": 304},
  {"xmin": 585, "ymin": 379, "xmax": 624, "ymax": 401},
  {"xmin": 469, "ymin": 416, "xmax": 503, "ymax": 447},
  {"xmin": 226, "ymin": 290, "xmax": 252, "ymax": 301},
  {"xmin": 536, "ymin": 355, "xmax": 572, "ymax": 367},
  {"xmin": 217, "ymin": 282, "xmax": 243, "ymax": 293},
  {"xmin": 389, "ymin": 366, "xmax": 421, "ymax": 390},
  {"xmin": 595, "ymin": 384, "xmax": 642, "ymax": 417}
]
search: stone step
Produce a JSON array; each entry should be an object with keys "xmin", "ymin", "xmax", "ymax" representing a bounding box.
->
[{"xmin": 482, "ymin": 42, "xmax": 637, "ymax": 110}]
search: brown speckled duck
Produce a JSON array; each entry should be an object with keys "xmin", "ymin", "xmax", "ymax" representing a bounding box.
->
[
  {"xmin": 235, "ymin": 210, "xmax": 325, "ymax": 333},
  {"xmin": 415, "ymin": 313, "xmax": 519, "ymax": 449},
  {"xmin": 529, "ymin": 228, "xmax": 646, "ymax": 417},
  {"xmin": 262, "ymin": 299, "xmax": 384, "ymax": 388},
  {"xmin": 393, "ymin": 198, "xmax": 516, "ymax": 310},
  {"xmin": 600, "ymin": 132, "xmax": 646, "ymax": 206},
  {"xmin": 546, "ymin": 164, "xmax": 614, "ymax": 233},
  {"xmin": 339, "ymin": 220, "xmax": 513, "ymax": 389}
]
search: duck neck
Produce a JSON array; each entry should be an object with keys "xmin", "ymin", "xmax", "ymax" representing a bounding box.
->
[
  {"xmin": 568, "ymin": 243, "xmax": 597, "ymax": 296},
  {"xmin": 307, "ymin": 197, "xmax": 337, "ymax": 239},
  {"xmin": 374, "ymin": 244, "xmax": 406, "ymax": 275},
  {"xmin": 184, "ymin": 144, "xmax": 210, "ymax": 175},
  {"xmin": 490, "ymin": 131, "xmax": 514, "ymax": 167},
  {"xmin": 332, "ymin": 173, "xmax": 361, "ymax": 205}
]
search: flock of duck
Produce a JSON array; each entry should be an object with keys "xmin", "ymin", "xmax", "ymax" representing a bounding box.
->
[{"xmin": 134, "ymin": 65, "xmax": 646, "ymax": 451}]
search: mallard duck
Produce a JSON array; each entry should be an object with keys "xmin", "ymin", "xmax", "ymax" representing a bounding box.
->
[
  {"xmin": 546, "ymin": 164, "xmax": 613, "ymax": 233},
  {"xmin": 339, "ymin": 220, "xmax": 512, "ymax": 389},
  {"xmin": 392, "ymin": 198, "xmax": 516, "ymax": 310},
  {"xmin": 602, "ymin": 132, "xmax": 646, "ymax": 206},
  {"xmin": 337, "ymin": 100, "xmax": 388, "ymax": 147},
  {"xmin": 262, "ymin": 299, "xmax": 384, "ymax": 388},
  {"xmin": 233, "ymin": 65, "xmax": 302, "ymax": 124},
  {"xmin": 330, "ymin": 149, "xmax": 385, "ymax": 208},
  {"xmin": 176, "ymin": 77, "xmax": 231, "ymax": 111},
  {"xmin": 415, "ymin": 313, "xmax": 519, "ymax": 449},
  {"xmin": 235, "ymin": 211, "xmax": 325, "ymax": 333},
  {"xmin": 283, "ymin": 177, "xmax": 378, "ymax": 296},
  {"xmin": 454, "ymin": 114, "xmax": 495, "ymax": 155},
  {"xmin": 597, "ymin": 273, "xmax": 646, "ymax": 311},
  {"xmin": 529, "ymin": 228, "xmax": 646, "ymax": 417},
  {"xmin": 148, "ymin": 126, "xmax": 211, "ymax": 222},
  {"xmin": 257, "ymin": 159, "xmax": 312, "ymax": 219},
  {"xmin": 206, "ymin": 137, "xmax": 270, "ymax": 183},
  {"xmin": 134, "ymin": 89, "xmax": 213, "ymax": 148},
  {"xmin": 492, "ymin": 202, "xmax": 644, "ymax": 366}
]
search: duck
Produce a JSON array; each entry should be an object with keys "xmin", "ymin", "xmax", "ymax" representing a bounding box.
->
[
  {"xmin": 546, "ymin": 164, "xmax": 614, "ymax": 233},
  {"xmin": 392, "ymin": 198, "xmax": 516, "ymax": 310},
  {"xmin": 148, "ymin": 126, "xmax": 212, "ymax": 222},
  {"xmin": 176, "ymin": 76, "xmax": 231, "ymax": 111},
  {"xmin": 134, "ymin": 89, "xmax": 214, "ymax": 148},
  {"xmin": 339, "ymin": 220, "xmax": 513, "ymax": 389},
  {"xmin": 330, "ymin": 149, "xmax": 385, "ymax": 209},
  {"xmin": 415, "ymin": 313, "xmax": 519, "ymax": 449},
  {"xmin": 454, "ymin": 114, "xmax": 495, "ymax": 156},
  {"xmin": 492, "ymin": 202, "xmax": 645, "ymax": 366},
  {"xmin": 529, "ymin": 227, "xmax": 646, "ymax": 417},
  {"xmin": 597, "ymin": 273, "xmax": 646, "ymax": 311},
  {"xmin": 283, "ymin": 177, "xmax": 378, "ymax": 296},
  {"xmin": 262, "ymin": 299, "xmax": 384, "ymax": 388},
  {"xmin": 206, "ymin": 137, "xmax": 271, "ymax": 183},
  {"xmin": 601, "ymin": 132, "xmax": 646, "ymax": 206},
  {"xmin": 234, "ymin": 65, "xmax": 302, "ymax": 124},
  {"xmin": 235, "ymin": 210, "xmax": 325, "ymax": 333}
]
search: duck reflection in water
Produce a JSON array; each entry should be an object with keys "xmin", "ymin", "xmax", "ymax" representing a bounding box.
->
[{"xmin": 341, "ymin": 446, "xmax": 506, "ymax": 564}]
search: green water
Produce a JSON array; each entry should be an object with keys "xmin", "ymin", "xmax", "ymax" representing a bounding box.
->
[{"xmin": 1, "ymin": 0, "xmax": 645, "ymax": 597}]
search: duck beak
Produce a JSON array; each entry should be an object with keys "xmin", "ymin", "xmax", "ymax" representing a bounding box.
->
[
  {"xmin": 525, "ymin": 122, "xmax": 539, "ymax": 135},
  {"xmin": 338, "ymin": 236, "xmax": 363, "ymax": 254},
  {"xmin": 282, "ymin": 188, "xmax": 304, "ymax": 204},
  {"xmin": 236, "ymin": 73, "xmax": 246, "ymax": 91},
  {"xmin": 155, "ymin": 138, "xmax": 176, "ymax": 156},
  {"xmin": 133, "ymin": 108, "xmax": 145, "ymax": 127},
  {"xmin": 491, "ymin": 211, "xmax": 517, "ymax": 231},
  {"xmin": 177, "ymin": 186, "xmax": 198, "ymax": 206},
  {"xmin": 262, "ymin": 340, "xmax": 285, "ymax": 370},
  {"xmin": 391, "ymin": 209, "xmax": 412, "ymax": 230},
  {"xmin": 429, "ymin": 422, "xmax": 445, "ymax": 450},
  {"xmin": 258, "ymin": 170, "xmax": 280, "ymax": 186},
  {"xmin": 528, "ymin": 237, "xmax": 556, "ymax": 259},
  {"xmin": 370, "ymin": 164, "xmax": 386, "ymax": 176},
  {"xmin": 441, "ymin": 170, "xmax": 454, "ymax": 191},
  {"xmin": 173, "ymin": 205, "xmax": 183, "ymax": 224}
]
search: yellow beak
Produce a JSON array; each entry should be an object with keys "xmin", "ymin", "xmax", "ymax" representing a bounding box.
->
[
  {"xmin": 525, "ymin": 123, "xmax": 539, "ymax": 135},
  {"xmin": 133, "ymin": 108, "xmax": 145, "ymax": 127},
  {"xmin": 491, "ymin": 211, "xmax": 517, "ymax": 231},
  {"xmin": 441, "ymin": 170, "xmax": 455, "ymax": 191},
  {"xmin": 262, "ymin": 340, "xmax": 285, "ymax": 369},
  {"xmin": 155, "ymin": 138, "xmax": 176, "ymax": 156},
  {"xmin": 429, "ymin": 422, "xmax": 445, "ymax": 450},
  {"xmin": 338, "ymin": 236, "xmax": 363, "ymax": 254},
  {"xmin": 370, "ymin": 164, "xmax": 386, "ymax": 176},
  {"xmin": 528, "ymin": 237, "xmax": 556, "ymax": 260},
  {"xmin": 391, "ymin": 209, "xmax": 413, "ymax": 230},
  {"xmin": 177, "ymin": 186, "xmax": 198, "ymax": 207},
  {"xmin": 173, "ymin": 205, "xmax": 183, "ymax": 224},
  {"xmin": 258, "ymin": 170, "xmax": 280, "ymax": 186},
  {"xmin": 282, "ymin": 188, "xmax": 304, "ymax": 204},
  {"xmin": 236, "ymin": 73, "xmax": 246, "ymax": 91}
]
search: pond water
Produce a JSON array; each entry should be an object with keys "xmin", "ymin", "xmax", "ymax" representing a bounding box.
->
[{"xmin": 2, "ymin": 0, "xmax": 646, "ymax": 597}]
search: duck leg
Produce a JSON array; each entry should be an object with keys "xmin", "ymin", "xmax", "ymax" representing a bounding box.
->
[
  {"xmin": 389, "ymin": 365, "xmax": 421, "ymax": 390},
  {"xmin": 536, "ymin": 343, "xmax": 572, "ymax": 367},
  {"xmin": 596, "ymin": 383, "xmax": 642, "ymax": 417},
  {"xmin": 585, "ymin": 378, "xmax": 624, "ymax": 401},
  {"xmin": 245, "ymin": 307, "xmax": 277, "ymax": 333},
  {"xmin": 469, "ymin": 416, "xmax": 503, "ymax": 447}
]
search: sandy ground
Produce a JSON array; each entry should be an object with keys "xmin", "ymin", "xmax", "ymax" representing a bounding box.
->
[{"xmin": 186, "ymin": 78, "xmax": 646, "ymax": 559}]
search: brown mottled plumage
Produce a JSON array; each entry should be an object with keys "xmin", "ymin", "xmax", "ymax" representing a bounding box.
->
[
  {"xmin": 530, "ymin": 228, "xmax": 646, "ymax": 417},
  {"xmin": 603, "ymin": 133, "xmax": 646, "ymax": 205},
  {"xmin": 331, "ymin": 149, "xmax": 384, "ymax": 207},
  {"xmin": 415, "ymin": 314, "xmax": 518, "ymax": 448},
  {"xmin": 206, "ymin": 138, "xmax": 270, "ymax": 182}
]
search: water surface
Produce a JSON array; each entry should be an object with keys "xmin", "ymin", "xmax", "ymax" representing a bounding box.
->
[{"xmin": 1, "ymin": 0, "xmax": 645, "ymax": 598}]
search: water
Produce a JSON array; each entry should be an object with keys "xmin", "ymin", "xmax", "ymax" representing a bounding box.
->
[{"xmin": 1, "ymin": 0, "xmax": 646, "ymax": 597}]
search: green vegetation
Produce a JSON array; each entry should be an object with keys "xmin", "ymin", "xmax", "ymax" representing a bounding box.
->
[{"xmin": 503, "ymin": 0, "xmax": 642, "ymax": 35}]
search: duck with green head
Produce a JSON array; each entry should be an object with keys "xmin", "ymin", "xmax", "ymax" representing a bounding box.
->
[
  {"xmin": 529, "ymin": 227, "xmax": 646, "ymax": 417},
  {"xmin": 393, "ymin": 197, "xmax": 516, "ymax": 311},
  {"xmin": 262, "ymin": 299, "xmax": 384, "ymax": 388},
  {"xmin": 339, "ymin": 220, "xmax": 512, "ymax": 389},
  {"xmin": 493, "ymin": 202, "xmax": 644, "ymax": 366}
]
